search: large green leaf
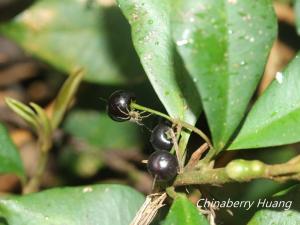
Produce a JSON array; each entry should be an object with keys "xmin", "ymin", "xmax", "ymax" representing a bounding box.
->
[
  {"xmin": 248, "ymin": 210, "xmax": 300, "ymax": 225},
  {"xmin": 0, "ymin": 0, "xmax": 144, "ymax": 84},
  {"xmin": 0, "ymin": 184, "xmax": 144, "ymax": 225},
  {"xmin": 172, "ymin": 0, "xmax": 277, "ymax": 150},
  {"xmin": 163, "ymin": 196, "xmax": 209, "ymax": 225},
  {"xmin": 117, "ymin": 0, "xmax": 201, "ymax": 124},
  {"xmin": 247, "ymin": 185, "xmax": 300, "ymax": 225},
  {"xmin": 63, "ymin": 110, "xmax": 142, "ymax": 149},
  {"xmin": 229, "ymin": 54, "xmax": 300, "ymax": 150},
  {"xmin": 0, "ymin": 123, "xmax": 24, "ymax": 180}
]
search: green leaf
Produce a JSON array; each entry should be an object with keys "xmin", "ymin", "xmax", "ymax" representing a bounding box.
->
[
  {"xmin": 0, "ymin": 184, "xmax": 144, "ymax": 225},
  {"xmin": 0, "ymin": 0, "xmax": 143, "ymax": 84},
  {"xmin": 29, "ymin": 102, "xmax": 51, "ymax": 138},
  {"xmin": 63, "ymin": 110, "xmax": 142, "ymax": 149},
  {"xmin": 229, "ymin": 54, "xmax": 300, "ymax": 150},
  {"xmin": 52, "ymin": 68, "xmax": 84, "ymax": 129},
  {"xmin": 247, "ymin": 185, "xmax": 300, "ymax": 225},
  {"xmin": 5, "ymin": 97, "xmax": 39, "ymax": 131},
  {"xmin": 0, "ymin": 123, "xmax": 25, "ymax": 180},
  {"xmin": 117, "ymin": 0, "xmax": 201, "ymax": 124},
  {"xmin": 163, "ymin": 196, "xmax": 209, "ymax": 225},
  {"xmin": 172, "ymin": 0, "xmax": 277, "ymax": 150}
]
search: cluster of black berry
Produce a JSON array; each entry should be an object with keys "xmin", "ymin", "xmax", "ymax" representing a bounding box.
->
[{"xmin": 107, "ymin": 90, "xmax": 179, "ymax": 181}]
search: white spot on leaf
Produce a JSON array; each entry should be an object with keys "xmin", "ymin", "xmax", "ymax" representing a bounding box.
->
[
  {"xmin": 176, "ymin": 29, "xmax": 192, "ymax": 46},
  {"xmin": 21, "ymin": 9, "xmax": 55, "ymax": 31},
  {"xmin": 83, "ymin": 186, "xmax": 93, "ymax": 193},
  {"xmin": 228, "ymin": 0, "xmax": 237, "ymax": 4},
  {"xmin": 189, "ymin": 17, "xmax": 195, "ymax": 23},
  {"xmin": 275, "ymin": 72, "xmax": 284, "ymax": 84},
  {"xmin": 176, "ymin": 39, "xmax": 189, "ymax": 46}
]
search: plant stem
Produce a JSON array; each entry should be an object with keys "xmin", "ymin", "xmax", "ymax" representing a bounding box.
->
[
  {"xmin": 165, "ymin": 186, "xmax": 185, "ymax": 199},
  {"xmin": 200, "ymin": 147, "xmax": 216, "ymax": 163},
  {"xmin": 130, "ymin": 102, "xmax": 212, "ymax": 147},
  {"xmin": 185, "ymin": 143, "xmax": 209, "ymax": 171},
  {"xmin": 22, "ymin": 69, "xmax": 84, "ymax": 194},
  {"xmin": 177, "ymin": 131, "xmax": 189, "ymax": 171},
  {"xmin": 174, "ymin": 168, "xmax": 232, "ymax": 186},
  {"xmin": 131, "ymin": 102, "xmax": 172, "ymax": 121},
  {"xmin": 23, "ymin": 131, "xmax": 52, "ymax": 194},
  {"xmin": 173, "ymin": 158, "xmax": 300, "ymax": 187},
  {"xmin": 23, "ymin": 151, "xmax": 48, "ymax": 194},
  {"xmin": 266, "ymin": 163, "xmax": 300, "ymax": 177},
  {"xmin": 169, "ymin": 128, "xmax": 183, "ymax": 172}
]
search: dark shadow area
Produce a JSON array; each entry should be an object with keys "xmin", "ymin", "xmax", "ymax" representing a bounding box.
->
[
  {"xmin": 0, "ymin": 217, "xmax": 9, "ymax": 225},
  {"xmin": 173, "ymin": 46, "xmax": 203, "ymax": 120},
  {"xmin": 185, "ymin": 113, "xmax": 211, "ymax": 162},
  {"xmin": 278, "ymin": 21, "xmax": 300, "ymax": 51},
  {"xmin": 0, "ymin": 0, "xmax": 35, "ymax": 22},
  {"xmin": 75, "ymin": 79, "xmax": 163, "ymax": 112},
  {"xmin": 102, "ymin": 6, "xmax": 146, "ymax": 84},
  {"xmin": 222, "ymin": 102, "xmax": 251, "ymax": 151}
]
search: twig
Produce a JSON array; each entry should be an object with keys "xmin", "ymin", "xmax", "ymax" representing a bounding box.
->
[
  {"xmin": 23, "ymin": 151, "xmax": 48, "ymax": 194},
  {"xmin": 169, "ymin": 128, "xmax": 182, "ymax": 172},
  {"xmin": 130, "ymin": 193, "xmax": 167, "ymax": 225},
  {"xmin": 174, "ymin": 157, "xmax": 300, "ymax": 187},
  {"xmin": 185, "ymin": 143, "xmax": 209, "ymax": 171}
]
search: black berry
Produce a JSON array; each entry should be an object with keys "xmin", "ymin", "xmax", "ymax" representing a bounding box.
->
[
  {"xmin": 150, "ymin": 122, "xmax": 173, "ymax": 151},
  {"xmin": 107, "ymin": 90, "xmax": 136, "ymax": 122},
  {"xmin": 147, "ymin": 150, "xmax": 178, "ymax": 181}
]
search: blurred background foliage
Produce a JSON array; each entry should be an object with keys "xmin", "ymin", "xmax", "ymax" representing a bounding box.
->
[{"xmin": 0, "ymin": 0, "xmax": 299, "ymax": 224}]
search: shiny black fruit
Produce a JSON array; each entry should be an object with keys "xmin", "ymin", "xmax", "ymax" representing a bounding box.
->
[
  {"xmin": 150, "ymin": 122, "xmax": 173, "ymax": 151},
  {"xmin": 107, "ymin": 90, "xmax": 136, "ymax": 122},
  {"xmin": 147, "ymin": 150, "xmax": 178, "ymax": 181}
]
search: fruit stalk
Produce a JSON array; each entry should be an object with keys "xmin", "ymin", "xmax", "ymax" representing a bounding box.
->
[{"xmin": 130, "ymin": 102, "xmax": 212, "ymax": 147}]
